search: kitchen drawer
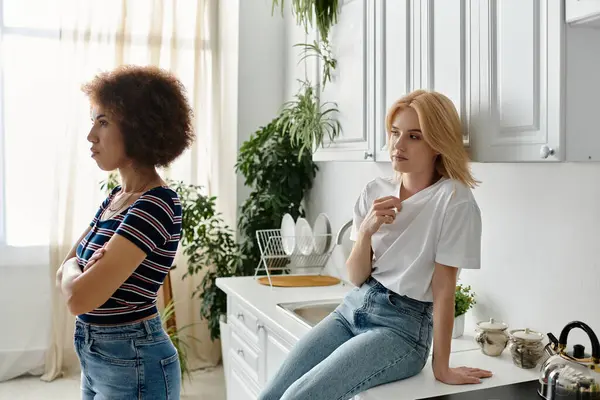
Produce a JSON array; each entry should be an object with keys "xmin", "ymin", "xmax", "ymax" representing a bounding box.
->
[
  {"xmin": 230, "ymin": 329, "xmax": 260, "ymax": 382},
  {"xmin": 230, "ymin": 298, "xmax": 260, "ymax": 342},
  {"xmin": 229, "ymin": 352, "xmax": 260, "ymax": 400}
]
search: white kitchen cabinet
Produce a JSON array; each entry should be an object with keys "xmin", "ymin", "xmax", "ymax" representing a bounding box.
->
[
  {"xmin": 566, "ymin": 0, "xmax": 600, "ymax": 26},
  {"xmin": 377, "ymin": 0, "xmax": 564, "ymax": 163},
  {"xmin": 373, "ymin": 0, "xmax": 409, "ymax": 162},
  {"xmin": 222, "ymin": 295, "xmax": 294, "ymax": 399},
  {"xmin": 229, "ymin": 355, "xmax": 259, "ymax": 400},
  {"xmin": 302, "ymin": 0, "xmax": 600, "ymax": 163},
  {"xmin": 264, "ymin": 326, "xmax": 292, "ymax": 383},
  {"xmin": 312, "ymin": 0, "xmax": 376, "ymax": 162},
  {"xmin": 375, "ymin": 0, "xmax": 475, "ymax": 163},
  {"xmin": 470, "ymin": 0, "xmax": 564, "ymax": 162}
]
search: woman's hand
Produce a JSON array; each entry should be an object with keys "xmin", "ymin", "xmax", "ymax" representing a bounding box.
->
[
  {"xmin": 359, "ymin": 196, "xmax": 402, "ymax": 237},
  {"xmin": 434, "ymin": 366, "xmax": 493, "ymax": 385},
  {"xmin": 84, "ymin": 245, "xmax": 106, "ymax": 271}
]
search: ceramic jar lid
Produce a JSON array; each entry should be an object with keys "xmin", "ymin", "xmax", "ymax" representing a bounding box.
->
[
  {"xmin": 510, "ymin": 328, "xmax": 544, "ymax": 342},
  {"xmin": 477, "ymin": 318, "xmax": 508, "ymax": 331}
]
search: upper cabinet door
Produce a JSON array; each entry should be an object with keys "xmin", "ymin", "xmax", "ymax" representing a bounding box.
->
[
  {"xmin": 471, "ymin": 0, "xmax": 564, "ymax": 162},
  {"xmin": 312, "ymin": 0, "xmax": 375, "ymax": 162},
  {"xmin": 374, "ymin": 0, "xmax": 409, "ymax": 163},
  {"xmin": 428, "ymin": 0, "xmax": 478, "ymax": 150},
  {"xmin": 566, "ymin": 0, "xmax": 600, "ymax": 26},
  {"xmin": 375, "ymin": 1, "xmax": 476, "ymax": 163}
]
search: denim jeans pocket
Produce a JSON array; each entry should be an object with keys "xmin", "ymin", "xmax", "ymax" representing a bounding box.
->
[
  {"xmin": 161, "ymin": 352, "xmax": 181, "ymax": 399},
  {"xmin": 385, "ymin": 293, "xmax": 426, "ymax": 343},
  {"xmin": 88, "ymin": 339, "xmax": 138, "ymax": 367}
]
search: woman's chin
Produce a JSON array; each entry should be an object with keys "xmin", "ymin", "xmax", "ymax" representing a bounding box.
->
[
  {"xmin": 392, "ymin": 160, "xmax": 411, "ymax": 173},
  {"xmin": 94, "ymin": 160, "xmax": 115, "ymax": 172}
]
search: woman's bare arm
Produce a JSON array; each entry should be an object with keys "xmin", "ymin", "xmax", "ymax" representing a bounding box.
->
[
  {"xmin": 345, "ymin": 232, "xmax": 374, "ymax": 286},
  {"xmin": 345, "ymin": 196, "xmax": 402, "ymax": 286}
]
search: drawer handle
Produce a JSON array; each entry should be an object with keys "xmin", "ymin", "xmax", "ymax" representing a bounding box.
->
[
  {"xmin": 236, "ymin": 349, "xmax": 244, "ymax": 357},
  {"xmin": 256, "ymin": 322, "xmax": 264, "ymax": 331},
  {"xmin": 236, "ymin": 312, "xmax": 244, "ymax": 320}
]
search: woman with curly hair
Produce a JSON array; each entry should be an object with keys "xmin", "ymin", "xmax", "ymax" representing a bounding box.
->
[{"xmin": 55, "ymin": 65, "xmax": 195, "ymax": 399}]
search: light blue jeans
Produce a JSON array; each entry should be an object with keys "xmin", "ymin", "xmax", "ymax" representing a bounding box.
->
[
  {"xmin": 74, "ymin": 315, "xmax": 181, "ymax": 400},
  {"xmin": 259, "ymin": 277, "xmax": 434, "ymax": 400}
]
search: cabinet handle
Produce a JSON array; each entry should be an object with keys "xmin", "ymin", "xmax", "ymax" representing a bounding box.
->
[
  {"xmin": 256, "ymin": 322, "xmax": 264, "ymax": 331},
  {"xmin": 364, "ymin": 151, "xmax": 373, "ymax": 160},
  {"xmin": 540, "ymin": 145, "xmax": 555, "ymax": 159},
  {"xmin": 236, "ymin": 349, "xmax": 244, "ymax": 357},
  {"xmin": 236, "ymin": 312, "xmax": 244, "ymax": 320}
]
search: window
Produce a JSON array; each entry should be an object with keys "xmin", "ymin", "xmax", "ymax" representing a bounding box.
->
[
  {"xmin": 0, "ymin": 0, "xmax": 61, "ymax": 247},
  {"xmin": 0, "ymin": 0, "xmax": 210, "ymax": 249}
]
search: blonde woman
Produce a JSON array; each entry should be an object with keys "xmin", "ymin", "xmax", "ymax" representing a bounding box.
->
[{"xmin": 258, "ymin": 90, "xmax": 492, "ymax": 400}]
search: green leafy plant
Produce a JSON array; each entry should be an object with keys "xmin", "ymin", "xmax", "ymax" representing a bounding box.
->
[
  {"xmin": 277, "ymin": 83, "xmax": 341, "ymax": 158},
  {"xmin": 294, "ymin": 40, "xmax": 337, "ymax": 87},
  {"xmin": 100, "ymin": 172, "xmax": 120, "ymax": 193},
  {"xmin": 236, "ymin": 117, "xmax": 318, "ymax": 276},
  {"xmin": 271, "ymin": 0, "xmax": 340, "ymax": 44},
  {"xmin": 99, "ymin": 173, "xmax": 243, "ymax": 341},
  {"xmin": 455, "ymin": 284, "xmax": 476, "ymax": 318},
  {"xmin": 270, "ymin": 0, "xmax": 342, "ymax": 156},
  {"xmin": 170, "ymin": 180, "xmax": 244, "ymax": 341}
]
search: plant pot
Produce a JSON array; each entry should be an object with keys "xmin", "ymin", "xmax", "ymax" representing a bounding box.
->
[{"xmin": 453, "ymin": 314, "xmax": 465, "ymax": 338}]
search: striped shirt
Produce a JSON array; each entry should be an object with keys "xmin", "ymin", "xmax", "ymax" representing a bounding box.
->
[{"xmin": 76, "ymin": 185, "xmax": 182, "ymax": 324}]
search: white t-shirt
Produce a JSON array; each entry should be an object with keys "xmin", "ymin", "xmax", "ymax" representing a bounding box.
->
[{"xmin": 349, "ymin": 176, "xmax": 482, "ymax": 302}]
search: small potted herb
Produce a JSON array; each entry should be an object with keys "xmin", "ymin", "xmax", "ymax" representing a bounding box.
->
[{"xmin": 453, "ymin": 284, "xmax": 476, "ymax": 338}]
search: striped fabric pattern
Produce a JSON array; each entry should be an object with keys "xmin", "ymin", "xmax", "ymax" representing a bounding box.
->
[{"xmin": 76, "ymin": 186, "xmax": 182, "ymax": 324}]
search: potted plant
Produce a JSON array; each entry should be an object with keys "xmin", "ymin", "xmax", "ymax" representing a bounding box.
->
[
  {"xmin": 453, "ymin": 283, "xmax": 476, "ymax": 338},
  {"xmin": 236, "ymin": 117, "xmax": 317, "ymax": 275}
]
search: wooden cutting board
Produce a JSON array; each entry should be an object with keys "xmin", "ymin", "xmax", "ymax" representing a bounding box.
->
[{"xmin": 256, "ymin": 275, "xmax": 341, "ymax": 287}]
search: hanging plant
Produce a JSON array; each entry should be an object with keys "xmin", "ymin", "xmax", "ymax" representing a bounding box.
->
[
  {"xmin": 277, "ymin": 82, "xmax": 341, "ymax": 158},
  {"xmin": 294, "ymin": 40, "xmax": 337, "ymax": 87},
  {"xmin": 272, "ymin": 0, "xmax": 340, "ymax": 44}
]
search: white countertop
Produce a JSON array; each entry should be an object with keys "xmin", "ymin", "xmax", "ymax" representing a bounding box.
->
[
  {"xmin": 216, "ymin": 276, "xmax": 540, "ymax": 399},
  {"xmin": 358, "ymin": 351, "xmax": 539, "ymax": 399}
]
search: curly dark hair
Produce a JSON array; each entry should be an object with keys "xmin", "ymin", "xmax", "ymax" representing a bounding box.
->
[{"xmin": 82, "ymin": 65, "xmax": 195, "ymax": 168}]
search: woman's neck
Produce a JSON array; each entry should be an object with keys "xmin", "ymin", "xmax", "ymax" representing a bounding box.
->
[
  {"xmin": 400, "ymin": 170, "xmax": 440, "ymax": 196},
  {"xmin": 118, "ymin": 165, "xmax": 161, "ymax": 193}
]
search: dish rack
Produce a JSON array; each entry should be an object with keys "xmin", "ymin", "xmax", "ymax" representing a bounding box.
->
[{"xmin": 253, "ymin": 228, "xmax": 335, "ymax": 285}]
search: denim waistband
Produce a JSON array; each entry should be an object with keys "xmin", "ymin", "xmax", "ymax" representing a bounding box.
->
[
  {"xmin": 363, "ymin": 276, "xmax": 433, "ymax": 308},
  {"xmin": 75, "ymin": 315, "xmax": 163, "ymax": 342},
  {"xmin": 363, "ymin": 276, "xmax": 386, "ymax": 291}
]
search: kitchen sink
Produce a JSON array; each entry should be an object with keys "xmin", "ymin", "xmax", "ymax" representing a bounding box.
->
[{"xmin": 277, "ymin": 299, "xmax": 342, "ymax": 328}]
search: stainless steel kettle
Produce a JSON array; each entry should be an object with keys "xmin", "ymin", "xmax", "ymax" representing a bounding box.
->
[{"xmin": 539, "ymin": 320, "xmax": 600, "ymax": 399}]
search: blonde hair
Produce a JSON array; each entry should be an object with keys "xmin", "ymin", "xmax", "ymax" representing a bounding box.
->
[{"xmin": 386, "ymin": 89, "xmax": 479, "ymax": 188}]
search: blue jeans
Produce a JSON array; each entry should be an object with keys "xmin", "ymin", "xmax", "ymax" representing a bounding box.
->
[
  {"xmin": 74, "ymin": 315, "xmax": 181, "ymax": 400},
  {"xmin": 259, "ymin": 277, "xmax": 434, "ymax": 400}
]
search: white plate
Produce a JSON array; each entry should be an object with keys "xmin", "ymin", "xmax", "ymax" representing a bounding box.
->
[
  {"xmin": 295, "ymin": 217, "xmax": 314, "ymax": 255},
  {"xmin": 280, "ymin": 213, "xmax": 296, "ymax": 255},
  {"xmin": 312, "ymin": 213, "xmax": 332, "ymax": 254}
]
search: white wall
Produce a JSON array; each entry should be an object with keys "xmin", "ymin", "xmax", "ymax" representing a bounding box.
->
[
  {"xmin": 217, "ymin": 0, "xmax": 286, "ymax": 229},
  {"xmin": 0, "ymin": 257, "xmax": 51, "ymax": 381}
]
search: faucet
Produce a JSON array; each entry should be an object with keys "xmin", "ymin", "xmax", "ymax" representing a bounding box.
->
[{"xmin": 335, "ymin": 219, "xmax": 353, "ymax": 245}]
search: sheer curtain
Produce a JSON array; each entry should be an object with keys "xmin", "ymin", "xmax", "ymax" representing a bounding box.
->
[{"xmin": 0, "ymin": 0, "xmax": 222, "ymax": 382}]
